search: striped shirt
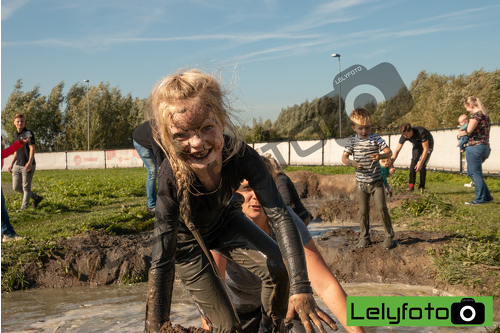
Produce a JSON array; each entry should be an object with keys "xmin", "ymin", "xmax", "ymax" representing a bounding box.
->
[{"xmin": 344, "ymin": 133, "xmax": 388, "ymax": 183}]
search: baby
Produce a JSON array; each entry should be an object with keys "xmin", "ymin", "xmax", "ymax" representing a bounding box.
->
[{"xmin": 457, "ymin": 114, "xmax": 469, "ymax": 152}]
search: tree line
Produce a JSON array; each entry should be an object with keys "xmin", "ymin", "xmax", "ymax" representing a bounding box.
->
[
  {"xmin": 1, "ymin": 80, "xmax": 147, "ymax": 152},
  {"xmin": 2, "ymin": 69, "xmax": 498, "ymax": 152}
]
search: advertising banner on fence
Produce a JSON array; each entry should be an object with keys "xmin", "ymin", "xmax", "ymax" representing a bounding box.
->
[
  {"xmin": 67, "ymin": 151, "xmax": 105, "ymax": 170},
  {"xmin": 106, "ymin": 149, "xmax": 142, "ymax": 168}
]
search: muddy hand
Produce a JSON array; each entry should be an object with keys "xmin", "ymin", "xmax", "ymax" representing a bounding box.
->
[{"xmin": 286, "ymin": 293, "xmax": 338, "ymax": 333}]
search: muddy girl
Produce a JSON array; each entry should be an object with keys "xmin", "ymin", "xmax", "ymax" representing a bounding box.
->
[{"xmin": 144, "ymin": 69, "xmax": 336, "ymax": 333}]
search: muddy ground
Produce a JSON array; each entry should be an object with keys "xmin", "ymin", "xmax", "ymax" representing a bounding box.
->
[{"xmin": 17, "ymin": 171, "xmax": 499, "ymax": 326}]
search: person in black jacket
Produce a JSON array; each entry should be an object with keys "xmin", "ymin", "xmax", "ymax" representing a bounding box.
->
[
  {"xmin": 261, "ymin": 153, "xmax": 313, "ymax": 226},
  {"xmin": 144, "ymin": 69, "xmax": 336, "ymax": 333},
  {"xmin": 391, "ymin": 123, "xmax": 434, "ymax": 192},
  {"xmin": 132, "ymin": 120, "xmax": 165, "ymax": 214}
]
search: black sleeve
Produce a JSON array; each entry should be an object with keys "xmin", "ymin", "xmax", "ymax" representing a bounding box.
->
[
  {"xmin": 241, "ymin": 146, "xmax": 312, "ymax": 295},
  {"xmin": 276, "ymin": 174, "xmax": 292, "ymax": 206},
  {"xmin": 398, "ymin": 135, "xmax": 406, "ymax": 145},
  {"xmin": 148, "ymin": 160, "xmax": 180, "ymax": 323}
]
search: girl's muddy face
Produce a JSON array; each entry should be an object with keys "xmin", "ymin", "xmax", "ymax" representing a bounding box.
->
[{"xmin": 169, "ymin": 106, "xmax": 224, "ymax": 172}]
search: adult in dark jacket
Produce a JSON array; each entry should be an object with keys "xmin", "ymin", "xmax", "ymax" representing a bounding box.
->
[
  {"xmin": 260, "ymin": 153, "xmax": 313, "ymax": 226},
  {"xmin": 391, "ymin": 123, "xmax": 434, "ymax": 192},
  {"xmin": 132, "ymin": 120, "xmax": 165, "ymax": 213}
]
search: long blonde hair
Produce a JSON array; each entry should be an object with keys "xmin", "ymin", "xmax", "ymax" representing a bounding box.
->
[
  {"xmin": 148, "ymin": 69, "xmax": 243, "ymax": 222},
  {"xmin": 464, "ymin": 96, "xmax": 488, "ymax": 117}
]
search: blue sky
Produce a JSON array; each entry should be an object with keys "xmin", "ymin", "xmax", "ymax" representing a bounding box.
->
[{"xmin": 1, "ymin": 0, "xmax": 499, "ymax": 126}]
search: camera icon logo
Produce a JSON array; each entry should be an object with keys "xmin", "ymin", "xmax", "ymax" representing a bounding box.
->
[
  {"xmin": 327, "ymin": 62, "xmax": 413, "ymax": 126},
  {"xmin": 450, "ymin": 298, "xmax": 485, "ymax": 325}
]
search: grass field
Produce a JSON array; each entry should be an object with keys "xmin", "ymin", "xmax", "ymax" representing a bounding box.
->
[{"xmin": 1, "ymin": 167, "xmax": 499, "ymax": 296}]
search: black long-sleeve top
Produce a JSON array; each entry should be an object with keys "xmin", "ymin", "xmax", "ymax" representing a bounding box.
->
[{"xmin": 152, "ymin": 140, "xmax": 312, "ymax": 298}]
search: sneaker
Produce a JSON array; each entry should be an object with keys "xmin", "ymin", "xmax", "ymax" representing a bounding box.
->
[
  {"xmin": 419, "ymin": 188, "xmax": 425, "ymax": 194},
  {"xmin": 357, "ymin": 238, "xmax": 371, "ymax": 248},
  {"xmin": 406, "ymin": 184, "xmax": 414, "ymax": 192},
  {"xmin": 486, "ymin": 198, "xmax": 494, "ymax": 203},
  {"xmin": 32, "ymin": 196, "xmax": 44, "ymax": 208},
  {"xmin": 382, "ymin": 237, "xmax": 396, "ymax": 249},
  {"xmin": 464, "ymin": 182, "xmax": 474, "ymax": 188},
  {"xmin": 147, "ymin": 206, "xmax": 156, "ymax": 214},
  {"xmin": 465, "ymin": 200, "xmax": 484, "ymax": 205},
  {"xmin": 2, "ymin": 234, "xmax": 25, "ymax": 242}
]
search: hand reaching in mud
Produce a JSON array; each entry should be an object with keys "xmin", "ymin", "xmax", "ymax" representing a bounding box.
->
[{"xmin": 286, "ymin": 293, "xmax": 338, "ymax": 333}]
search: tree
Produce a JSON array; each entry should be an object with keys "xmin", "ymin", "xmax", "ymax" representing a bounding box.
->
[{"xmin": 1, "ymin": 80, "xmax": 64, "ymax": 152}]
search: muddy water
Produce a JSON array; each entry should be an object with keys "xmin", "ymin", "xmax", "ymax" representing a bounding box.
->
[
  {"xmin": 2, "ymin": 198, "xmax": 496, "ymax": 332},
  {"xmin": 1, "ymin": 281, "xmax": 493, "ymax": 332}
]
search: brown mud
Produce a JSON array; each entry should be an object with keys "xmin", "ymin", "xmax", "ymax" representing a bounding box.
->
[{"xmin": 16, "ymin": 171, "xmax": 500, "ymax": 327}]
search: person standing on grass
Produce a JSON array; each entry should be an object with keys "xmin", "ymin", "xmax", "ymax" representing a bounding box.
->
[
  {"xmin": 391, "ymin": 123, "xmax": 434, "ymax": 193},
  {"xmin": 6, "ymin": 114, "xmax": 44, "ymax": 211},
  {"xmin": 2, "ymin": 136, "xmax": 29, "ymax": 242},
  {"xmin": 342, "ymin": 108, "xmax": 395, "ymax": 249},
  {"xmin": 458, "ymin": 96, "xmax": 493, "ymax": 205},
  {"xmin": 132, "ymin": 120, "xmax": 166, "ymax": 214},
  {"xmin": 145, "ymin": 69, "xmax": 336, "ymax": 333}
]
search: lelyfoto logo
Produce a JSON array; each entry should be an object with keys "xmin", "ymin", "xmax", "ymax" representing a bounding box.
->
[
  {"xmin": 258, "ymin": 62, "xmax": 413, "ymax": 164},
  {"xmin": 347, "ymin": 297, "xmax": 493, "ymax": 326}
]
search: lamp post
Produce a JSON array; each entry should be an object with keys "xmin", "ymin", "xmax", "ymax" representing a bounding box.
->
[
  {"xmin": 83, "ymin": 79, "xmax": 90, "ymax": 150},
  {"xmin": 331, "ymin": 53, "xmax": 342, "ymax": 137}
]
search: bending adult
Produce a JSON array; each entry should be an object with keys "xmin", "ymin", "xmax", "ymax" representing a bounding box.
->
[
  {"xmin": 262, "ymin": 154, "xmax": 313, "ymax": 226},
  {"xmin": 391, "ymin": 123, "xmax": 434, "ymax": 192},
  {"xmin": 458, "ymin": 96, "xmax": 493, "ymax": 205},
  {"xmin": 132, "ymin": 120, "xmax": 165, "ymax": 214}
]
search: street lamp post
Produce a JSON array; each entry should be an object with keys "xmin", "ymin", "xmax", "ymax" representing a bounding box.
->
[
  {"xmin": 331, "ymin": 53, "xmax": 342, "ymax": 137},
  {"xmin": 83, "ymin": 79, "xmax": 90, "ymax": 150}
]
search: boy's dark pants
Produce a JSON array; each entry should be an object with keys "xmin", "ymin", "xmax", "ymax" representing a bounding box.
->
[{"xmin": 356, "ymin": 179, "xmax": 395, "ymax": 240}]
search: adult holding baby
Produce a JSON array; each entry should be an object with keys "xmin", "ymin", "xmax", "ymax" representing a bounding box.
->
[{"xmin": 458, "ymin": 96, "xmax": 493, "ymax": 205}]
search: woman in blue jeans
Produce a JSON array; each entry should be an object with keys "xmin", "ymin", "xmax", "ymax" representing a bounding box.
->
[{"xmin": 458, "ymin": 96, "xmax": 493, "ymax": 205}]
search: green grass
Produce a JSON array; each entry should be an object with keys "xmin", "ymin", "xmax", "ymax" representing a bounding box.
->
[
  {"xmin": 286, "ymin": 166, "xmax": 500, "ymax": 299},
  {"xmin": 1, "ymin": 168, "xmax": 155, "ymax": 291},
  {"xmin": 2, "ymin": 166, "xmax": 499, "ymax": 298}
]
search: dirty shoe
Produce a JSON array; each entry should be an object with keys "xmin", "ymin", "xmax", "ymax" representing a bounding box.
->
[
  {"xmin": 382, "ymin": 237, "xmax": 396, "ymax": 249},
  {"xmin": 2, "ymin": 234, "xmax": 25, "ymax": 242},
  {"xmin": 357, "ymin": 238, "xmax": 371, "ymax": 248}
]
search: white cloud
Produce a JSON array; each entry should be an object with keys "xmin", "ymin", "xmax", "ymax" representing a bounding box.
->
[{"xmin": 1, "ymin": 0, "xmax": 30, "ymax": 20}]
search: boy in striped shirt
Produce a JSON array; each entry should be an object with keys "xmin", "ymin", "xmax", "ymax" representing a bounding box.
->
[{"xmin": 342, "ymin": 108, "xmax": 396, "ymax": 249}]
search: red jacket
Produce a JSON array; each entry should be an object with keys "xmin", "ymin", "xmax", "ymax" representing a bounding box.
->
[{"xmin": 1, "ymin": 136, "xmax": 23, "ymax": 169}]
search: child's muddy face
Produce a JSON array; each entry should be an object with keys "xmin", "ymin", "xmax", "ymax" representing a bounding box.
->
[{"xmin": 169, "ymin": 106, "xmax": 224, "ymax": 173}]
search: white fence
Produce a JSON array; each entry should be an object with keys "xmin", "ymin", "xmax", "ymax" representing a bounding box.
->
[{"xmin": 2, "ymin": 125, "xmax": 499, "ymax": 174}]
